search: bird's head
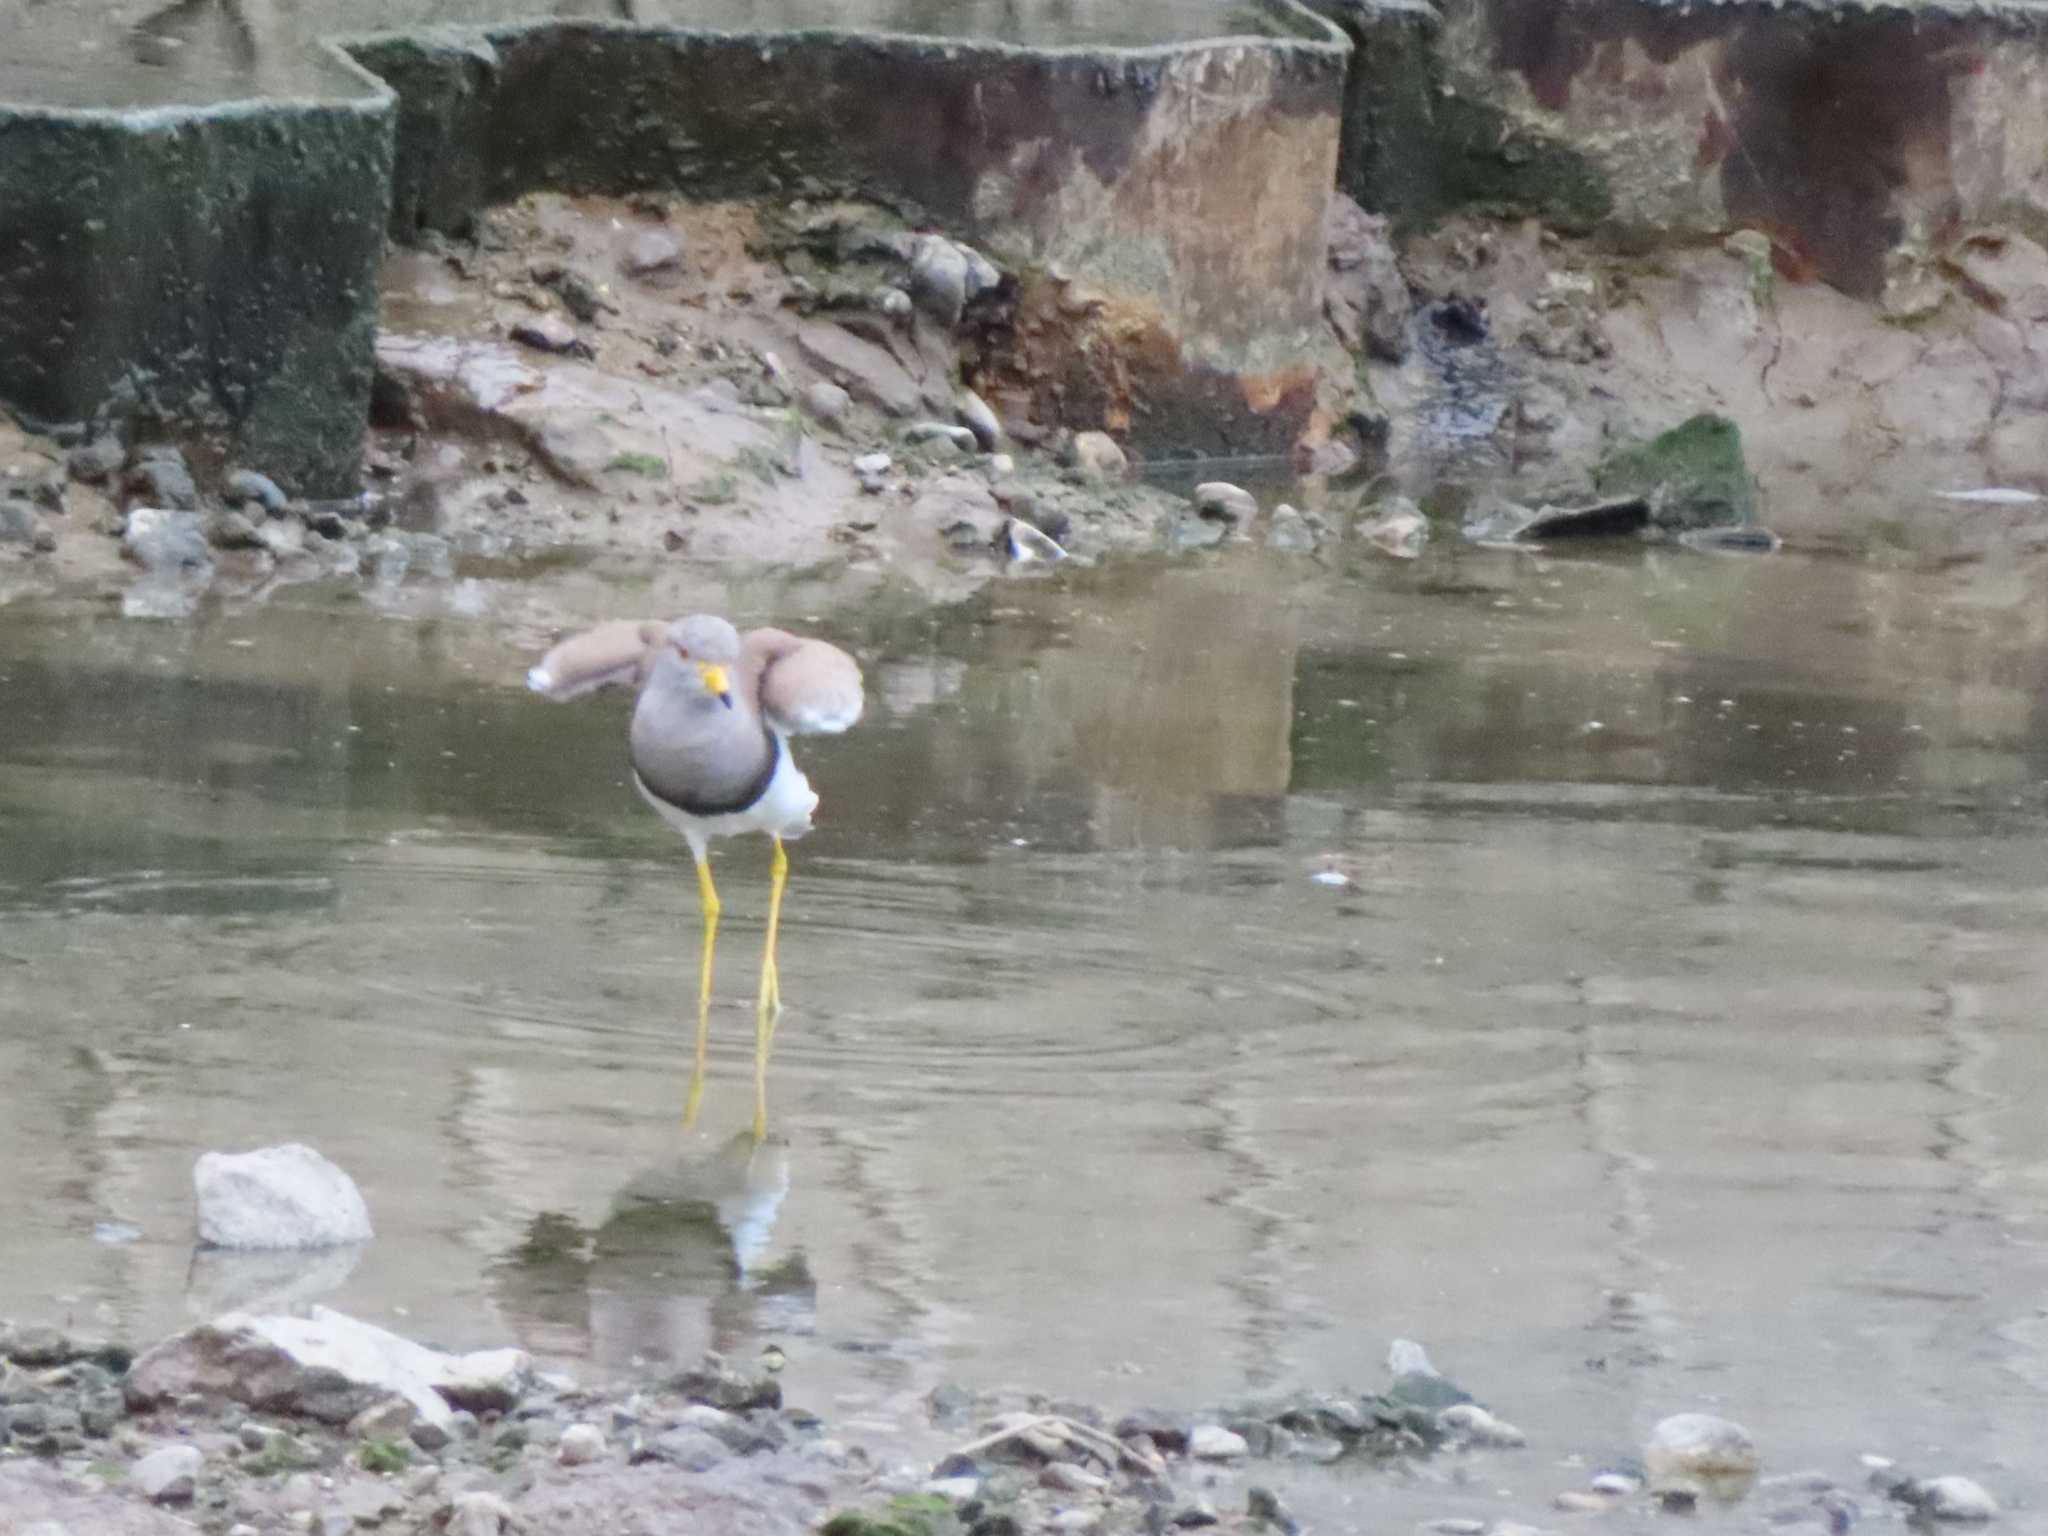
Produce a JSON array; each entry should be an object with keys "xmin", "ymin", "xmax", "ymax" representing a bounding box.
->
[{"xmin": 663, "ymin": 614, "xmax": 741, "ymax": 708}]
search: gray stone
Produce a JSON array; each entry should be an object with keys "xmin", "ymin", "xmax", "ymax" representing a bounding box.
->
[
  {"xmin": 124, "ymin": 1307, "xmax": 527, "ymax": 1430},
  {"xmin": 1071, "ymin": 431, "xmax": 1127, "ymax": 483},
  {"xmin": 131, "ymin": 1443, "xmax": 202, "ymax": 1503},
  {"xmin": 558, "ymin": 1421, "xmax": 606, "ymax": 1465},
  {"xmin": 208, "ymin": 510, "xmax": 268, "ymax": 550},
  {"xmin": 1644, "ymin": 1412, "xmax": 1759, "ymax": 1495},
  {"xmin": 444, "ymin": 1491, "xmax": 516, "ymax": 1536},
  {"xmin": 122, "ymin": 508, "xmax": 213, "ymax": 574},
  {"xmin": 909, "ymin": 235, "xmax": 970, "ymax": 328},
  {"xmin": 1189, "ymin": 1424, "xmax": 1249, "ymax": 1461},
  {"xmin": 1359, "ymin": 498, "xmax": 1427, "ymax": 559},
  {"xmin": 1192, "ymin": 482, "xmax": 1256, "ymax": 524},
  {"xmin": 622, "ymin": 229, "xmax": 685, "ymax": 278},
  {"xmin": 409, "ymin": 1417, "xmax": 452, "ymax": 1452},
  {"xmin": 1265, "ymin": 504, "xmax": 1319, "ymax": 553},
  {"xmin": 854, "ymin": 452, "xmax": 893, "ymax": 477},
  {"xmin": 125, "ymin": 452, "xmax": 198, "ymax": 510},
  {"xmin": 66, "ymin": 435, "xmax": 124, "ymax": 485},
  {"xmin": 224, "ymin": 469, "xmax": 289, "ymax": 513},
  {"xmin": 0, "ymin": 499, "xmax": 51, "ymax": 549},
  {"xmin": 510, "ymin": 313, "xmax": 587, "ymax": 356},
  {"xmin": 1910, "ymin": 1476, "xmax": 1999, "ymax": 1522},
  {"xmin": 195, "ymin": 1143, "xmax": 373, "ymax": 1249},
  {"xmin": 339, "ymin": 1480, "xmax": 404, "ymax": 1526},
  {"xmin": 669, "ymin": 1356, "xmax": 779, "ymax": 1412},
  {"xmin": 957, "ymin": 391, "xmax": 1001, "ymax": 451},
  {"xmin": 637, "ymin": 1426, "xmax": 728, "ymax": 1471},
  {"xmin": 1437, "ymin": 1402, "xmax": 1525, "ymax": 1448},
  {"xmin": 904, "ymin": 422, "xmax": 978, "ymax": 452},
  {"xmin": 346, "ymin": 1395, "xmax": 416, "ymax": 1441},
  {"xmin": 801, "ymin": 381, "xmax": 852, "ymax": 426},
  {"xmin": 794, "ymin": 322, "xmax": 923, "ymax": 417},
  {"xmin": 239, "ymin": 1420, "xmax": 273, "ymax": 1452},
  {"xmin": 1042, "ymin": 1461, "xmax": 1107, "ymax": 1493}
]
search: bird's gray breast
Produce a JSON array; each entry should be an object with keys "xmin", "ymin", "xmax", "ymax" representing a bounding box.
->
[{"xmin": 629, "ymin": 688, "xmax": 779, "ymax": 817}]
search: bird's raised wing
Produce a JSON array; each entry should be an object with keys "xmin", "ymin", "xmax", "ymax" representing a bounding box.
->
[
  {"xmin": 526, "ymin": 620, "xmax": 666, "ymax": 700},
  {"xmin": 744, "ymin": 627, "xmax": 864, "ymax": 736}
]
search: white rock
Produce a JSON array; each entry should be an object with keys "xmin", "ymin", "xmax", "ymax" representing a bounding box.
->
[
  {"xmin": 1589, "ymin": 1471, "xmax": 1641, "ymax": 1494},
  {"xmin": 1644, "ymin": 1412, "xmax": 1759, "ymax": 1490},
  {"xmin": 558, "ymin": 1422, "xmax": 606, "ymax": 1465},
  {"xmin": 1916, "ymin": 1475, "xmax": 1999, "ymax": 1522},
  {"xmin": 1387, "ymin": 1339, "xmax": 1437, "ymax": 1376},
  {"xmin": 125, "ymin": 1307, "xmax": 528, "ymax": 1430},
  {"xmin": 1265, "ymin": 503, "xmax": 1319, "ymax": 553},
  {"xmin": 1189, "ymin": 1424, "xmax": 1249, "ymax": 1460},
  {"xmin": 194, "ymin": 1144, "xmax": 372, "ymax": 1250},
  {"xmin": 1048, "ymin": 1512, "xmax": 1100, "ymax": 1534},
  {"xmin": 1071, "ymin": 431, "xmax": 1127, "ymax": 482},
  {"xmin": 132, "ymin": 1443, "xmax": 203, "ymax": 1503},
  {"xmin": 446, "ymin": 1491, "xmax": 517, "ymax": 1536},
  {"xmin": 923, "ymin": 1476, "xmax": 980, "ymax": 1501},
  {"xmin": 1042, "ymin": 1461, "xmax": 1108, "ymax": 1493},
  {"xmin": 1192, "ymin": 482, "xmax": 1257, "ymax": 523},
  {"xmin": 1437, "ymin": 1402, "xmax": 1526, "ymax": 1447},
  {"xmin": 1359, "ymin": 498, "xmax": 1428, "ymax": 559},
  {"xmin": 1554, "ymin": 1490, "xmax": 1615, "ymax": 1512}
]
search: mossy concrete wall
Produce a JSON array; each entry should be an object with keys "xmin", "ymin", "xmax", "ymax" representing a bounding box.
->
[
  {"xmin": 0, "ymin": 1, "xmax": 1351, "ymax": 487},
  {"xmin": 0, "ymin": 86, "xmax": 395, "ymax": 496}
]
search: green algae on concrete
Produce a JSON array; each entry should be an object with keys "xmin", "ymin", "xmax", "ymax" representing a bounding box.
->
[{"xmin": 1595, "ymin": 414, "xmax": 1756, "ymax": 532}]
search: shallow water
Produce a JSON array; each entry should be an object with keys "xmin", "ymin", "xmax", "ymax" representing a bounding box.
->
[{"xmin": 5, "ymin": 542, "xmax": 2048, "ymax": 1527}]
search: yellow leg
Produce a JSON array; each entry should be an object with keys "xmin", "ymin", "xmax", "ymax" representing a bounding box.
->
[
  {"xmin": 752, "ymin": 836, "xmax": 790, "ymax": 1141},
  {"xmin": 685, "ymin": 852, "xmax": 720, "ymax": 1130}
]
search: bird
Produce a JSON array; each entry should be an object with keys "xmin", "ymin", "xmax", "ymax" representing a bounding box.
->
[{"xmin": 525, "ymin": 615, "xmax": 864, "ymax": 1138}]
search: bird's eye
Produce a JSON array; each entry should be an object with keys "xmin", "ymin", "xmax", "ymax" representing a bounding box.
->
[{"xmin": 673, "ymin": 643, "xmax": 690, "ymax": 658}]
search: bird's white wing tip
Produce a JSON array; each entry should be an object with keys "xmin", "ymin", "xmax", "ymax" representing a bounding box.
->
[{"xmin": 526, "ymin": 665, "xmax": 555, "ymax": 695}]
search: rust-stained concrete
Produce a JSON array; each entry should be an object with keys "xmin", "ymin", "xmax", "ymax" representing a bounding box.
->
[{"xmin": 1395, "ymin": 0, "xmax": 2048, "ymax": 302}]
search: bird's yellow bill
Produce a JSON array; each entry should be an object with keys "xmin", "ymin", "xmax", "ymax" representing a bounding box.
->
[{"xmin": 697, "ymin": 662, "xmax": 733, "ymax": 705}]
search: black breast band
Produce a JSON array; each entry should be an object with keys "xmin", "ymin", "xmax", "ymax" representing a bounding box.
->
[{"xmin": 640, "ymin": 730, "xmax": 781, "ymax": 818}]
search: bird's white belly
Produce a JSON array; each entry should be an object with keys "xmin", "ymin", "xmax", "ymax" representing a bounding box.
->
[{"xmin": 634, "ymin": 734, "xmax": 819, "ymax": 851}]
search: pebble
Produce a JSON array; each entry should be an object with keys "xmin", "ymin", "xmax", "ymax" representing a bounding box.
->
[
  {"xmin": 903, "ymin": 421, "xmax": 978, "ymax": 451},
  {"xmin": 1589, "ymin": 1471, "xmax": 1641, "ymax": 1495},
  {"xmin": 1246, "ymin": 1487, "xmax": 1298, "ymax": 1535},
  {"xmin": 66, "ymin": 434, "xmax": 124, "ymax": 484},
  {"xmin": 622, "ymin": 229, "xmax": 685, "ymax": 277},
  {"xmin": 0, "ymin": 499, "xmax": 52, "ymax": 550},
  {"xmin": 510, "ymin": 314, "xmax": 586, "ymax": 355},
  {"xmin": 1192, "ymin": 482, "xmax": 1257, "ymax": 524},
  {"xmin": 1042, "ymin": 1461, "xmax": 1108, "ymax": 1494},
  {"xmin": 557, "ymin": 1422, "xmax": 606, "ymax": 1465},
  {"xmin": 1188, "ymin": 1424, "xmax": 1249, "ymax": 1461},
  {"xmin": 1070, "ymin": 431, "xmax": 1127, "ymax": 482},
  {"xmin": 131, "ymin": 1443, "xmax": 203, "ymax": 1504},
  {"xmin": 409, "ymin": 1417, "xmax": 452, "ymax": 1452},
  {"xmin": 1424, "ymin": 1522, "xmax": 1486, "ymax": 1536},
  {"xmin": 1554, "ymin": 1491, "xmax": 1616, "ymax": 1512},
  {"xmin": 636, "ymin": 1425, "xmax": 727, "ymax": 1471},
  {"xmin": 986, "ymin": 452, "xmax": 1016, "ymax": 477},
  {"xmin": 1048, "ymin": 1512, "xmax": 1100, "ymax": 1534},
  {"xmin": 444, "ymin": 1491, "xmax": 516, "ymax": 1536},
  {"xmin": 1358, "ymin": 496, "xmax": 1428, "ymax": 559},
  {"xmin": 125, "ymin": 452, "xmax": 198, "ymax": 510},
  {"xmin": 122, "ymin": 507, "xmax": 212, "ymax": 574},
  {"xmin": 1644, "ymin": 1412, "xmax": 1758, "ymax": 1493},
  {"xmin": 346, "ymin": 1397, "xmax": 415, "ymax": 1442},
  {"xmin": 875, "ymin": 287, "xmax": 913, "ymax": 319},
  {"xmin": 956, "ymin": 391, "xmax": 1001, "ymax": 451},
  {"xmin": 924, "ymin": 1476, "xmax": 981, "ymax": 1502},
  {"xmin": 1912, "ymin": 1475, "xmax": 1999, "ymax": 1522},
  {"xmin": 909, "ymin": 235, "xmax": 971, "ymax": 327},
  {"xmin": 239, "ymin": 1421, "xmax": 274, "ymax": 1452},
  {"xmin": 1265, "ymin": 503, "xmax": 1319, "ymax": 552},
  {"xmin": 1437, "ymin": 1402, "xmax": 1526, "ymax": 1448},
  {"xmin": 802, "ymin": 381, "xmax": 852, "ymax": 426},
  {"xmin": 224, "ymin": 468, "xmax": 289, "ymax": 513}
]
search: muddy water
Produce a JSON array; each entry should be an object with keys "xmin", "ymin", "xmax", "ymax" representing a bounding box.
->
[{"xmin": 4, "ymin": 544, "xmax": 2048, "ymax": 1527}]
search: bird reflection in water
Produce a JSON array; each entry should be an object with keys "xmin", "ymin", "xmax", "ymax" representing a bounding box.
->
[{"xmin": 492, "ymin": 1132, "xmax": 813, "ymax": 1370}]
